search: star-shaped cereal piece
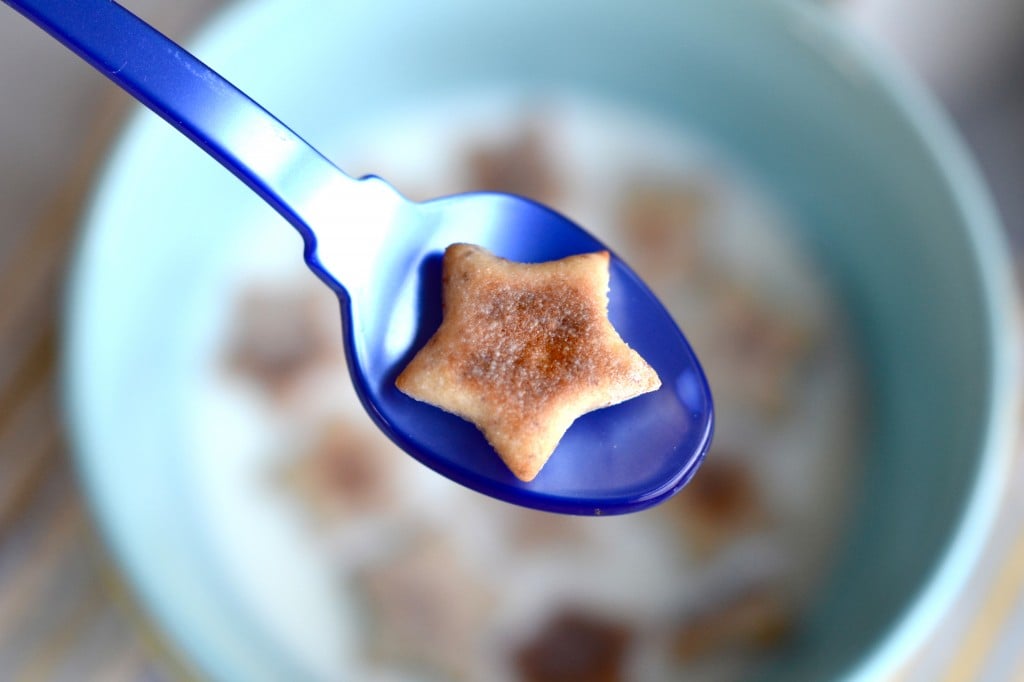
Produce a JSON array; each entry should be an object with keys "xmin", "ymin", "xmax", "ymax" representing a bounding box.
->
[
  {"xmin": 356, "ymin": 532, "xmax": 493, "ymax": 678},
  {"xmin": 222, "ymin": 284, "xmax": 338, "ymax": 401},
  {"xmin": 396, "ymin": 243, "xmax": 661, "ymax": 482}
]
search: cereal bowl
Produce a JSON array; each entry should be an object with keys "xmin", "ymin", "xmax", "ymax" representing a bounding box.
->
[{"xmin": 66, "ymin": 0, "xmax": 1020, "ymax": 680}]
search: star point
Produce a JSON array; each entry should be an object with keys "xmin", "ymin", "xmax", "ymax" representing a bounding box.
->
[{"xmin": 396, "ymin": 243, "xmax": 660, "ymax": 482}]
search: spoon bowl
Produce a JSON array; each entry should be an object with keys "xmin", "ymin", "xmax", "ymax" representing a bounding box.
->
[
  {"xmin": 336, "ymin": 189, "xmax": 713, "ymax": 513},
  {"xmin": 4, "ymin": 0, "xmax": 713, "ymax": 513}
]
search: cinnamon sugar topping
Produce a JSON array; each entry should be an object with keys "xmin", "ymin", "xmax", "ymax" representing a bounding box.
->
[{"xmin": 458, "ymin": 282, "xmax": 604, "ymax": 407}]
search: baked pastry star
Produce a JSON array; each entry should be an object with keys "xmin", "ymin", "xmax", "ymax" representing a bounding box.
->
[{"xmin": 396, "ymin": 243, "xmax": 661, "ymax": 482}]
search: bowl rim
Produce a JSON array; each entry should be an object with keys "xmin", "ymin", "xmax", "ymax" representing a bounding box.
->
[{"xmin": 776, "ymin": 2, "xmax": 1022, "ymax": 680}]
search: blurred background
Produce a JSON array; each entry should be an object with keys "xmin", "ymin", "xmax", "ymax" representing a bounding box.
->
[{"xmin": 0, "ymin": 0, "xmax": 1021, "ymax": 680}]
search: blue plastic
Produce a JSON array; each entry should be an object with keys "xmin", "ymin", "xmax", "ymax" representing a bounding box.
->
[{"xmin": 4, "ymin": 0, "xmax": 713, "ymax": 514}]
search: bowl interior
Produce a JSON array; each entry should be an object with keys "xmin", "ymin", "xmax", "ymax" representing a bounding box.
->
[{"xmin": 68, "ymin": 0, "xmax": 1009, "ymax": 680}]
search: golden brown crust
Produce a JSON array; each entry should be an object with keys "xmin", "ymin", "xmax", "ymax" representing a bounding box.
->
[{"xmin": 396, "ymin": 243, "xmax": 661, "ymax": 482}]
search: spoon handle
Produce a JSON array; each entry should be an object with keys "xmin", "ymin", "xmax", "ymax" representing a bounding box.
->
[{"xmin": 3, "ymin": 0, "xmax": 362, "ymax": 263}]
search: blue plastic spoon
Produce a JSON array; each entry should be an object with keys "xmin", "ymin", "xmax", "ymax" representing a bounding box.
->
[{"xmin": 4, "ymin": 0, "xmax": 713, "ymax": 515}]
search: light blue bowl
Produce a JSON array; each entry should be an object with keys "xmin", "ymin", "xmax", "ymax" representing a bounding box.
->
[{"xmin": 67, "ymin": 0, "xmax": 1021, "ymax": 680}]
